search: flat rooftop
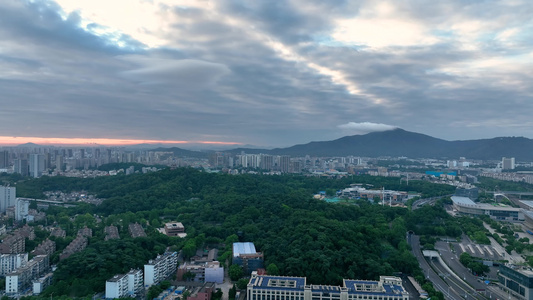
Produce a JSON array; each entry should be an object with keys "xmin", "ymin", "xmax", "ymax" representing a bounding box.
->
[
  {"xmin": 233, "ymin": 242, "xmax": 257, "ymax": 257},
  {"xmin": 451, "ymin": 196, "xmax": 476, "ymax": 206}
]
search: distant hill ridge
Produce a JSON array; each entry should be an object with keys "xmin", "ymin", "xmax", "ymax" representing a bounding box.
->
[{"xmin": 224, "ymin": 129, "xmax": 533, "ymax": 160}]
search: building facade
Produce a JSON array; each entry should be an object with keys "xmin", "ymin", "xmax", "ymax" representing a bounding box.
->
[
  {"xmin": 247, "ymin": 274, "xmax": 409, "ymax": 300},
  {"xmin": 5, "ymin": 255, "xmax": 49, "ymax": 294},
  {"xmin": 498, "ymin": 264, "xmax": 533, "ymax": 300},
  {"xmin": 144, "ymin": 252, "xmax": 178, "ymax": 287},
  {"xmin": 451, "ymin": 196, "xmax": 524, "ymax": 222},
  {"xmin": 0, "ymin": 186, "xmax": 16, "ymax": 213},
  {"xmin": 233, "ymin": 242, "xmax": 264, "ymax": 275},
  {"xmin": 0, "ymin": 253, "xmax": 28, "ymax": 276},
  {"xmin": 105, "ymin": 269, "xmax": 143, "ymax": 299}
]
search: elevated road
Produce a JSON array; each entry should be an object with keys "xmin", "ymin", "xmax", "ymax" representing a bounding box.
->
[{"xmin": 408, "ymin": 234, "xmax": 463, "ymax": 300}]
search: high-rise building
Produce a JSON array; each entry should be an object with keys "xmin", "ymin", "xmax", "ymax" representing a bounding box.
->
[
  {"xmin": 13, "ymin": 159, "xmax": 28, "ymax": 176},
  {"xmin": 0, "ymin": 186, "xmax": 16, "ymax": 213},
  {"xmin": 55, "ymin": 155, "xmax": 64, "ymax": 171},
  {"xmin": 0, "ymin": 151, "xmax": 8, "ymax": 168},
  {"xmin": 502, "ymin": 157, "xmax": 515, "ymax": 170},
  {"xmin": 279, "ymin": 156, "xmax": 290, "ymax": 173},
  {"xmin": 260, "ymin": 154, "xmax": 273, "ymax": 170},
  {"xmin": 29, "ymin": 154, "xmax": 45, "ymax": 178}
]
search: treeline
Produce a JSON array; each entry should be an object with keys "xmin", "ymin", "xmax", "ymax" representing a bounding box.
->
[{"xmin": 9, "ymin": 168, "xmax": 459, "ymax": 299}]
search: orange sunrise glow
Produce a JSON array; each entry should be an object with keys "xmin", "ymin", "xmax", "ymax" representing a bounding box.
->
[{"xmin": 0, "ymin": 136, "xmax": 241, "ymax": 146}]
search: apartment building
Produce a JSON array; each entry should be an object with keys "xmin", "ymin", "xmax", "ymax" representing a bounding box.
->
[
  {"xmin": 105, "ymin": 269, "xmax": 143, "ymax": 299},
  {"xmin": 5, "ymin": 255, "xmax": 49, "ymax": 294},
  {"xmin": 144, "ymin": 252, "xmax": 178, "ymax": 287},
  {"xmin": 59, "ymin": 236, "xmax": 87, "ymax": 260},
  {"xmin": 0, "ymin": 253, "xmax": 28, "ymax": 276},
  {"xmin": 0, "ymin": 234, "xmax": 25, "ymax": 254},
  {"xmin": 31, "ymin": 239, "xmax": 56, "ymax": 257}
]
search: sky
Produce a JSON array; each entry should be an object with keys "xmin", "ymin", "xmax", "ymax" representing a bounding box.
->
[{"xmin": 1, "ymin": 0, "xmax": 532, "ymax": 148}]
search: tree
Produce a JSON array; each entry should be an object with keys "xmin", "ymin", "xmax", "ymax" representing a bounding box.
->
[
  {"xmin": 229, "ymin": 284, "xmax": 237, "ymax": 300},
  {"xmin": 459, "ymin": 252, "xmax": 472, "ymax": 266},
  {"xmin": 236, "ymin": 278, "xmax": 249, "ymax": 290},
  {"xmin": 229, "ymin": 264, "xmax": 244, "ymax": 281},
  {"xmin": 266, "ymin": 263, "xmax": 280, "ymax": 275}
]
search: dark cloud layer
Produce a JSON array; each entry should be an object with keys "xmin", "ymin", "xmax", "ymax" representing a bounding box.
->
[{"xmin": 0, "ymin": 0, "xmax": 532, "ymax": 147}]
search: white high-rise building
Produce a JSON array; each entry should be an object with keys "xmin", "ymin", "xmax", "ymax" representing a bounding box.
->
[
  {"xmin": 502, "ymin": 157, "xmax": 516, "ymax": 170},
  {"xmin": 29, "ymin": 154, "xmax": 45, "ymax": 178},
  {"xmin": 0, "ymin": 186, "xmax": 16, "ymax": 213}
]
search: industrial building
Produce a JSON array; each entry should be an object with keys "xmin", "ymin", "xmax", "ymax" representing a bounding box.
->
[
  {"xmin": 247, "ymin": 273, "xmax": 409, "ymax": 300},
  {"xmin": 451, "ymin": 196, "xmax": 524, "ymax": 222},
  {"xmin": 233, "ymin": 242, "xmax": 264, "ymax": 275}
]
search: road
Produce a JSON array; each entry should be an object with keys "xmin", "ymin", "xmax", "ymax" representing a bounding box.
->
[
  {"xmin": 435, "ymin": 240, "xmax": 513, "ymax": 300},
  {"xmin": 433, "ymin": 241, "xmax": 490, "ymax": 299},
  {"xmin": 408, "ymin": 234, "xmax": 464, "ymax": 300}
]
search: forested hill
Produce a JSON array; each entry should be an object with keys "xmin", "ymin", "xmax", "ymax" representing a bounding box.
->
[
  {"xmin": 7, "ymin": 169, "xmax": 454, "ymax": 298},
  {"xmin": 224, "ymin": 129, "xmax": 533, "ymax": 160}
]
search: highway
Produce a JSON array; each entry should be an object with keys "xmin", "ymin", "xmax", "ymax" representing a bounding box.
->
[
  {"xmin": 408, "ymin": 234, "xmax": 464, "ymax": 300},
  {"xmin": 435, "ymin": 240, "xmax": 515, "ymax": 300}
]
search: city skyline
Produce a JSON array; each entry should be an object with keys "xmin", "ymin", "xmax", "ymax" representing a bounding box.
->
[{"xmin": 1, "ymin": 1, "xmax": 532, "ymax": 147}]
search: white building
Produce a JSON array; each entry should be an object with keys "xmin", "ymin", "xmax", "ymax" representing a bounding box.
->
[
  {"xmin": 502, "ymin": 157, "xmax": 516, "ymax": 170},
  {"xmin": 106, "ymin": 274, "xmax": 129, "ymax": 299},
  {"xmin": 29, "ymin": 154, "xmax": 45, "ymax": 178},
  {"xmin": 0, "ymin": 186, "xmax": 16, "ymax": 213},
  {"xmin": 127, "ymin": 269, "xmax": 143, "ymax": 297},
  {"xmin": 144, "ymin": 252, "xmax": 178, "ymax": 287},
  {"xmin": 5, "ymin": 255, "xmax": 49, "ymax": 294},
  {"xmin": 32, "ymin": 272, "xmax": 53, "ymax": 294},
  {"xmin": 0, "ymin": 253, "xmax": 28, "ymax": 276},
  {"xmin": 451, "ymin": 196, "xmax": 524, "ymax": 222},
  {"xmin": 15, "ymin": 198, "xmax": 29, "ymax": 221},
  {"xmin": 205, "ymin": 262, "xmax": 224, "ymax": 283},
  {"xmin": 247, "ymin": 273, "xmax": 409, "ymax": 300},
  {"xmin": 105, "ymin": 269, "xmax": 144, "ymax": 299}
]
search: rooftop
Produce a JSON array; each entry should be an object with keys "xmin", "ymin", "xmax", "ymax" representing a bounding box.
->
[{"xmin": 233, "ymin": 242, "xmax": 257, "ymax": 257}]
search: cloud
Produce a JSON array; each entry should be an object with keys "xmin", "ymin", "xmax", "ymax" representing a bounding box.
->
[
  {"xmin": 338, "ymin": 122, "xmax": 398, "ymax": 134},
  {"xmin": 119, "ymin": 57, "xmax": 231, "ymax": 88},
  {"xmin": 1, "ymin": 0, "xmax": 533, "ymax": 147}
]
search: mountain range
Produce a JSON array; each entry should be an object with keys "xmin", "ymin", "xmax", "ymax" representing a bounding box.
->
[{"xmin": 221, "ymin": 129, "xmax": 533, "ymax": 161}]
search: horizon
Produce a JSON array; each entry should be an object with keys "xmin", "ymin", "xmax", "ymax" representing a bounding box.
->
[
  {"xmin": 1, "ymin": 1, "xmax": 532, "ymax": 146},
  {"xmin": 0, "ymin": 128, "xmax": 530, "ymax": 149},
  {"xmin": 0, "ymin": 136, "xmax": 242, "ymax": 147}
]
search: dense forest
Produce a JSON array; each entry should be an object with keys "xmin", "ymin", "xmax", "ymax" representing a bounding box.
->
[{"xmin": 0, "ymin": 169, "xmax": 459, "ymax": 299}]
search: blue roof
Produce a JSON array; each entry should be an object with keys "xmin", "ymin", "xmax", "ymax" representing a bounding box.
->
[
  {"xmin": 249, "ymin": 275, "xmax": 306, "ymax": 289},
  {"xmin": 249, "ymin": 276, "xmax": 406, "ymax": 297},
  {"xmin": 233, "ymin": 242, "xmax": 257, "ymax": 257}
]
